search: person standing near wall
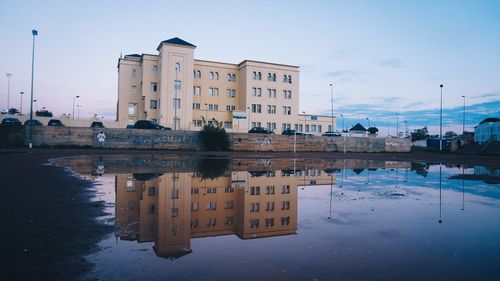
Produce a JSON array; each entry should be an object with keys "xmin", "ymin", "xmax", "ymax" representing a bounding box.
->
[{"xmin": 97, "ymin": 130, "xmax": 106, "ymax": 149}]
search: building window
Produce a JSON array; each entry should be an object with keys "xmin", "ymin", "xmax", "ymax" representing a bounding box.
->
[
  {"xmin": 208, "ymin": 104, "xmax": 218, "ymax": 111},
  {"xmin": 226, "ymin": 105, "xmax": 236, "ymax": 112},
  {"xmin": 282, "ymin": 201, "xmax": 290, "ymax": 210},
  {"xmin": 207, "ymin": 218, "xmax": 216, "ymax": 227},
  {"xmin": 193, "ymin": 86, "xmax": 201, "ymax": 96},
  {"xmin": 192, "ymin": 119, "xmax": 202, "ymax": 127},
  {"xmin": 282, "ymin": 106, "xmax": 291, "ymax": 115},
  {"xmin": 227, "ymin": 73, "xmax": 236, "ymax": 81},
  {"xmin": 282, "ymin": 185, "xmax": 290, "ymax": 194},
  {"xmin": 215, "ymin": 72, "xmax": 219, "ymax": 80},
  {"xmin": 281, "ymin": 216, "xmax": 290, "ymax": 225},
  {"xmin": 250, "ymin": 219, "xmax": 260, "ymax": 228},
  {"xmin": 250, "ymin": 186, "xmax": 260, "ymax": 195},
  {"xmin": 252, "ymin": 87, "xmax": 262, "ymax": 97},
  {"xmin": 171, "ymin": 207, "xmax": 179, "ymax": 217},
  {"xmin": 225, "ymin": 187, "xmax": 235, "ymax": 193},
  {"xmin": 283, "ymin": 75, "xmax": 292, "ymax": 83},
  {"xmin": 224, "ymin": 121, "xmax": 232, "ymax": 128},
  {"xmin": 131, "ymin": 85, "xmax": 137, "ymax": 95},
  {"xmin": 128, "ymin": 103, "xmax": 137, "ymax": 115},
  {"xmin": 150, "ymin": 82, "xmax": 158, "ymax": 92},
  {"xmin": 265, "ymin": 218, "xmax": 274, "ymax": 227},
  {"xmin": 173, "ymin": 98, "xmax": 181, "ymax": 109},
  {"xmin": 174, "ymin": 80, "xmax": 181, "ymax": 90},
  {"xmin": 266, "ymin": 185, "xmax": 275, "ymax": 195},
  {"xmin": 209, "ymin": 87, "xmax": 219, "ymax": 96},
  {"xmin": 268, "ymin": 89, "xmax": 276, "ymax": 98},
  {"xmin": 250, "ymin": 203, "xmax": 260, "ymax": 212},
  {"xmin": 147, "ymin": 204, "xmax": 155, "ymax": 214},
  {"xmin": 207, "ymin": 187, "xmax": 217, "ymax": 194},
  {"xmin": 305, "ymin": 125, "xmax": 310, "ymax": 132},
  {"xmin": 311, "ymin": 125, "xmax": 317, "ymax": 133},
  {"xmin": 191, "ymin": 188, "xmax": 199, "ymax": 194},
  {"xmin": 191, "ymin": 219, "xmax": 199, "ymax": 228},
  {"xmin": 253, "ymin": 71, "xmax": 257, "ymax": 80},
  {"xmin": 153, "ymin": 65, "xmax": 158, "ymax": 75},
  {"xmin": 148, "ymin": 187, "xmax": 156, "ymax": 196},
  {"xmin": 193, "ymin": 103, "xmax": 200, "ymax": 109},
  {"xmin": 175, "ymin": 62, "xmax": 181, "ymax": 72},
  {"xmin": 225, "ymin": 216, "xmax": 234, "ymax": 225},
  {"xmin": 283, "ymin": 90, "xmax": 292, "ymax": 99},
  {"xmin": 225, "ymin": 201, "xmax": 234, "ymax": 209},
  {"xmin": 131, "ymin": 68, "xmax": 137, "ymax": 78},
  {"xmin": 194, "ymin": 70, "xmax": 201, "ymax": 79},
  {"xmin": 266, "ymin": 201, "xmax": 275, "ymax": 211},
  {"xmin": 207, "ymin": 201, "xmax": 217, "ymax": 211},
  {"xmin": 328, "ymin": 125, "xmax": 332, "ymax": 132},
  {"xmin": 251, "ymin": 104, "xmax": 261, "ymax": 113},
  {"xmin": 150, "ymin": 100, "xmax": 158, "ymax": 109},
  {"xmin": 227, "ymin": 89, "xmax": 236, "ymax": 97},
  {"xmin": 267, "ymin": 105, "xmax": 276, "ymax": 114},
  {"xmin": 267, "ymin": 73, "xmax": 276, "ymax": 82}
]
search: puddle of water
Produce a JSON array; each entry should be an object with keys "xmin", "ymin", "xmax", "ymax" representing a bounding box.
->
[{"xmin": 54, "ymin": 156, "xmax": 500, "ymax": 281}]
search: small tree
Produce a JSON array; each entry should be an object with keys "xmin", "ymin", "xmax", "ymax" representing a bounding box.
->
[
  {"xmin": 199, "ymin": 124, "xmax": 230, "ymax": 151},
  {"xmin": 445, "ymin": 131, "xmax": 458, "ymax": 138},
  {"xmin": 411, "ymin": 127, "xmax": 429, "ymax": 142}
]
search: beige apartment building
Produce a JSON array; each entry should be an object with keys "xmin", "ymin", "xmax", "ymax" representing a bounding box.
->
[
  {"xmin": 114, "ymin": 168, "xmax": 335, "ymax": 259},
  {"xmin": 117, "ymin": 37, "xmax": 335, "ymax": 134}
]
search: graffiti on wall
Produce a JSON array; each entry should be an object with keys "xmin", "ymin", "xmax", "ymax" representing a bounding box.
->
[{"xmin": 257, "ymin": 137, "xmax": 272, "ymax": 147}]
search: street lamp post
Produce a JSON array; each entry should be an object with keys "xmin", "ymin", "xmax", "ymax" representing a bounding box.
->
[
  {"xmin": 302, "ymin": 111, "xmax": 307, "ymax": 133},
  {"xmin": 72, "ymin": 95, "xmax": 80, "ymax": 120},
  {"xmin": 5, "ymin": 73, "xmax": 12, "ymax": 111},
  {"xmin": 77, "ymin": 104, "xmax": 82, "ymax": 120},
  {"xmin": 29, "ymin": 29, "xmax": 38, "ymax": 149},
  {"xmin": 330, "ymin": 83, "xmax": 334, "ymax": 132},
  {"xmin": 340, "ymin": 114, "xmax": 344, "ymax": 132},
  {"xmin": 461, "ymin": 95, "xmax": 466, "ymax": 137},
  {"xmin": 395, "ymin": 112, "xmax": 400, "ymax": 137},
  {"xmin": 440, "ymin": 84, "xmax": 443, "ymax": 151},
  {"xmin": 247, "ymin": 106, "xmax": 251, "ymax": 130},
  {"xmin": 20, "ymin": 92, "xmax": 24, "ymax": 114}
]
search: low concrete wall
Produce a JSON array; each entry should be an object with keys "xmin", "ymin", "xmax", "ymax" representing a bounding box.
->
[
  {"xmin": 26, "ymin": 127, "xmax": 411, "ymax": 152},
  {"xmin": 28, "ymin": 127, "xmax": 201, "ymax": 150},
  {"xmin": 230, "ymin": 133, "xmax": 410, "ymax": 153}
]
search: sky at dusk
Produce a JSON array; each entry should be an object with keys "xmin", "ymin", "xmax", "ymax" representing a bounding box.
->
[{"xmin": 1, "ymin": 0, "xmax": 499, "ymax": 135}]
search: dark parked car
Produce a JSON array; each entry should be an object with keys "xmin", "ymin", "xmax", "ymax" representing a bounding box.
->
[
  {"xmin": 248, "ymin": 127, "xmax": 274, "ymax": 134},
  {"xmin": 47, "ymin": 119, "xmax": 64, "ymax": 127},
  {"xmin": 24, "ymin": 119, "xmax": 43, "ymax": 126},
  {"xmin": 90, "ymin": 121, "xmax": 104, "ymax": 128},
  {"xmin": 126, "ymin": 124, "xmax": 134, "ymax": 129},
  {"xmin": 322, "ymin": 131, "xmax": 341, "ymax": 137},
  {"xmin": 1, "ymin": 117, "xmax": 22, "ymax": 126},
  {"xmin": 282, "ymin": 129, "xmax": 304, "ymax": 136},
  {"xmin": 133, "ymin": 120, "xmax": 171, "ymax": 130}
]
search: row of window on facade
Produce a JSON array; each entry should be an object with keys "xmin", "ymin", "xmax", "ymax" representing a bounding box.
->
[
  {"xmin": 130, "ymin": 65, "xmax": 159, "ymax": 78},
  {"xmin": 252, "ymin": 72, "xmax": 292, "ymax": 84},
  {"xmin": 251, "ymin": 88, "xmax": 292, "ymax": 99},
  {"xmin": 191, "ymin": 187, "xmax": 235, "ymax": 195},
  {"xmin": 251, "ymin": 104, "xmax": 291, "ymax": 115},
  {"xmin": 194, "ymin": 70, "xmax": 237, "ymax": 82},
  {"xmin": 249, "ymin": 185, "xmax": 290, "ymax": 195},
  {"xmin": 190, "ymin": 216, "xmax": 290, "ymax": 228}
]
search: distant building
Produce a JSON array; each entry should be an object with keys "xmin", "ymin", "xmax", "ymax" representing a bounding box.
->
[
  {"xmin": 367, "ymin": 126, "xmax": 379, "ymax": 136},
  {"xmin": 116, "ymin": 37, "xmax": 334, "ymax": 134},
  {"xmin": 474, "ymin": 118, "xmax": 500, "ymax": 144},
  {"xmin": 349, "ymin": 123, "xmax": 367, "ymax": 136}
]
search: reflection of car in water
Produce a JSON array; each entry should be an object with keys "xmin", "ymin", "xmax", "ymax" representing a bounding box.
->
[{"xmin": 133, "ymin": 173, "xmax": 164, "ymax": 181}]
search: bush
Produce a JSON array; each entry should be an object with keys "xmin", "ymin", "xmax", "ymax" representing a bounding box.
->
[
  {"xmin": 199, "ymin": 124, "xmax": 230, "ymax": 151},
  {"xmin": 197, "ymin": 158, "xmax": 230, "ymax": 180}
]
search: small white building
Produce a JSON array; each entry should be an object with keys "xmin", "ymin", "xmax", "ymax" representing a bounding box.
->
[{"xmin": 474, "ymin": 117, "xmax": 500, "ymax": 144}]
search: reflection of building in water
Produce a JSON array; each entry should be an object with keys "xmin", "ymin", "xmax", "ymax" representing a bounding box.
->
[{"xmin": 115, "ymin": 169, "xmax": 335, "ymax": 259}]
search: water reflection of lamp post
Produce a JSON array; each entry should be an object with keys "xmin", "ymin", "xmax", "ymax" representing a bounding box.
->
[
  {"xmin": 395, "ymin": 112, "xmax": 400, "ymax": 138},
  {"xmin": 461, "ymin": 167, "xmax": 465, "ymax": 211},
  {"xmin": 461, "ymin": 95, "xmax": 466, "ymax": 137},
  {"xmin": 438, "ymin": 165, "xmax": 443, "ymax": 223},
  {"xmin": 328, "ymin": 171, "xmax": 333, "ymax": 219},
  {"xmin": 19, "ymin": 91, "xmax": 24, "ymax": 114},
  {"xmin": 5, "ymin": 73, "xmax": 12, "ymax": 110},
  {"xmin": 72, "ymin": 95, "xmax": 80, "ymax": 120},
  {"xmin": 439, "ymin": 84, "xmax": 444, "ymax": 151}
]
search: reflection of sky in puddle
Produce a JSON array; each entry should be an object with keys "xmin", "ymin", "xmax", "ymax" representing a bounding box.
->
[{"xmin": 65, "ymin": 157, "xmax": 500, "ymax": 281}]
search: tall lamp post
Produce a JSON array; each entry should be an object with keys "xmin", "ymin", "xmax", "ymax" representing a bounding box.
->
[
  {"xmin": 20, "ymin": 91, "xmax": 24, "ymax": 114},
  {"xmin": 77, "ymin": 104, "xmax": 82, "ymax": 120},
  {"xmin": 5, "ymin": 73, "xmax": 12, "ymax": 111},
  {"xmin": 395, "ymin": 112, "xmax": 400, "ymax": 137},
  {"xmin": 302, "ymin": 111, "xmax": 307, "ymax": 134},
  {"xmin": 29, "ymin": 29, "xmax": 38, "ymax": 149},
  {"xmin": 439, "ymin": 84, "xmax": 443, "ymax": 151},
  {"xmin": 330, "ymin": 83, "xmax": 334, "ymax": 132},
  {"xmin": 247, "ymin": 106, "xmax": 251, "ymax": 130},
  {"xmin": 340, "ymin": 114, "xmax": 344, "ymax": 132},
  {"xmin": 461, "ymin": 95, "xmax": 466, "ymax": 137},
  {"xmin": 72, "ymin": 95, "xmax": 80, "ymax": 120}
]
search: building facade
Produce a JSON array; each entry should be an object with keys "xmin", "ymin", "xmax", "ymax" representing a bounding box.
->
[
  {"xmin": 117, "ymin": 37, "xmax": 335, "ymax": 134},
  {"xmin": 474, "ymin": 117, "xmax": 500, "ymax": 144}
]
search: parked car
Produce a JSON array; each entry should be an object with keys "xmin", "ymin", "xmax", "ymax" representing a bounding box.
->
[
  {"xmin": 47, "ymin": 119, "xmax": 65, "ymax": 127},
  {"xmin": 133, "ymin": 120, "xmax": 171, "ymax": 130},
  {"xmin": 90, "ymin": 121, "xmax": 104, "ymax": 128},
  {"xmin": 322, "ymin": 131, "xmax": 341, "ymax": 137},
  {"xmin": 282, "ymin": 129, "xmax": 304, "ymax": 136},
  {"xmin": 1, "ymin": 117, "xmax": 22, "ymax": 126},
  {"xmin": 248, "ymin": 127, "xmax": 274, "ymax": 134},
  {"xmin": 24, "ymin": 119, "xmax": 43, "ymax": 126},
  {"xmin": 126, "ymin": 124, "xmax": 134, "ymax": 129}
]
